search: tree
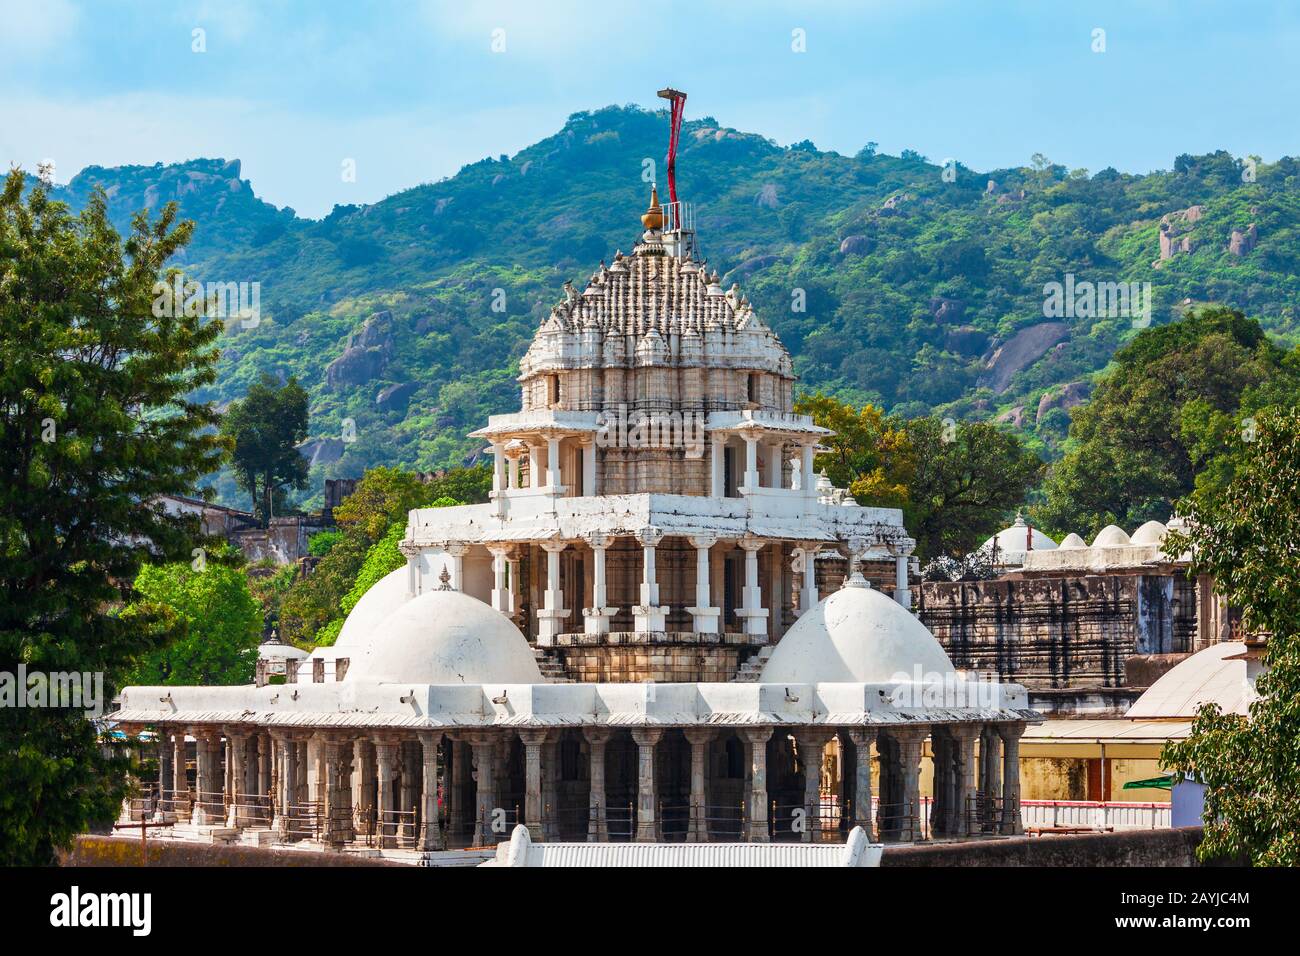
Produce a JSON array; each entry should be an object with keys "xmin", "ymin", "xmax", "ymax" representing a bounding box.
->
[
  {"xmin": 0, "ymin": 171, "xmax": 225, "ymax": 864},
  {"xmin": 221, "ymin": 373, "xmax": 310, "ymax": 526},
  {"xmin": 795, "ymin": 394, "xmax": 914, "ymax": 509},
  {"xmin": 123, "ymin": 561, "xmax": 261, "ymax": 686},
  {"xmin": 1036, "ymin": 307, "xmax": 1300, "ymax": 540},
  {"xmin": 1161, "ymin": 407, "xmax": 1300, "ymax": 865},
  {"xmin": 903, "ymin": 417, "xmax": 1044, "ymax": 560}
]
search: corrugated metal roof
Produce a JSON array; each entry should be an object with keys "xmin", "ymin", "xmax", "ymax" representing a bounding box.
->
[
  {"xmin": 1022, "ymin": 718, "xmax": 1191, "ymax": 744},
  {"xmin": 492, "ymin": 841, "xmax": 878, "ymax": 868}
]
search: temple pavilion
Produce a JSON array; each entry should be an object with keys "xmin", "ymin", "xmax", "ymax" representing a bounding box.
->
[{"xmin": 112, "ymin": 118, "xmax": 1040, "ymax": 860}]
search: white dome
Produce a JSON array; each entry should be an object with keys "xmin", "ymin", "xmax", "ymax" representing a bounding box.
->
[
  {"xmin": 981, "ymin": 514, "xmax": 1057, "ymax": 562},
  {"xmin": 1130, "ymin": 520, "xmax": 1168, "ymax": 545},
  {"xmin": 336, "ymin": 567, "xmax": 411, "ymax": 648},
  {"xmin": 760, "ymin": 578, "xmax": 955, "ymax": 684},
  {"xmin": 1092, "ymin": 524, "xmax": 1131, "ymax": 547},
  {"xmin": 349, "ymin": 589, "xmax": 543, "ymax": 685},
  {"xmin": 1058, "ymin": 533, "xmax": 1087, "ymax": 549},
  {"xmin": 1126, "ymin": 642, "xmax": 1256, "ymax": 719}
]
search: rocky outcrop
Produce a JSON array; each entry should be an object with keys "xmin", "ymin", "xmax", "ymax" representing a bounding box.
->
[
  {"xmin": 325, "ymin": 311, "xmax": 395, "ymax": 390},
  {"xmin": 375, "ymin": 381, "xmax": 417, "ymax": 411},
  {"xmin": 754, "ymin": 184, "xmax": 780, "ymax": 208},
  {"xmin": 979, "ymin": 322, "xmax": 1070, "ymax": 393},
  {"xmin": 995, "ymin": 406, "xmax": 1026, "ymax": 428},
  {"xmin": 1158, "ymin": 205, "xmax": 1204, "ymax": 260},
  {"xmin": 839, "ymin": 234, "xmax": 871, "ymax": 256},
  {"xmin": 297, "ymin": 437, "xmax": 345, "ymax": 467},
  {"xmin": 929, "ymin": 296, "xmax": 965, "ymax": 323},
  {"xmin": 1035, "ymin": 380, "xmax": 1092, "ymax": 422},
  {"xmin": 944, "ymin": 325, "xmax": 989, "ymax": 357},
  {"xmin": 1228, "ymin": 223, "xmax": 1257, "ymax": 256}
]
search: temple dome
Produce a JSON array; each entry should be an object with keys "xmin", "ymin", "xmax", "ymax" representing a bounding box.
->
[
  {"xmin": 1125, "ymin": 642, "xmax": 1256, "ymax": 719},
  {"xmin": 760, "ymin": 577, "xmax": 955, "ymax": 684},
  {"xmin": 349, "ymin": 589, "xmax": 543, "ymax": 685},
  {"xmin": 335, "ymin": 567, "xmax": 411, "ymax": 648},
  {"xmin": 1092, "ymin": 524, "xmax": 1131, "ymax": 547},
  {"xmin": 981, "ymin": 514, "xmax": 1057, "ymax": 563},
  {"xmin": 1130, "ymin": 520, "xmax": 1168, "ymax": 545}
]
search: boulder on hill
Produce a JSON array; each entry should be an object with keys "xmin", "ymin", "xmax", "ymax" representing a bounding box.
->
[
  {"xmin": 1035, "ymin": 380, "xmax": 1092, "ymax": 423},
  {"xmin": 979, "ymin": 322, "xmax": 1070, "ymax": 393}
]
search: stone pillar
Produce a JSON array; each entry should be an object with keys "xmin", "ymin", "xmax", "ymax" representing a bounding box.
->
[
  {"xmin": 800, "ymin": 442, "xmax": 816, "ymax": 499},
  {"xmin": 632, "ymin": 527, "xmax": 667, "ymax": 632},
  {"xmin": 321, "ymin": 736, "xmax": 353, "ymax": 846},
  {"xmin": 710, "ymin": 434, "xmax": 725, "ymax": 498},
  {"xmin": 172, "ymin": 732, "xmax": 188, "ymax": 815},
  {"xmin": 536, "ymin": 538, "xmax": 570, "ymax": 644},
  {"xmin": 418, "ymin": 732, "xmax": 443, "ymax": 851},
  {"xmin": 351, "ymin": 739, "xmax": 373, "ymax": 836},
  {"xmin": 952, "ymin": 726, "xmax": 980, "ymax": 836},
  {"xmin": 999, "ymin": 723, "xmax": 1025, "ymax": 835},
  {"xmin": 374, "ymin": 738, "xmax": 397, "ymax": 848},
  {"xmin": 930, "ymin": 728, "xmax": 950, "ymax": 837},
  {"xmin": 445, "ymin": 542, "xmax": 468, "ymax": 593},
  {"xmin": 580, "ymin": 436, "xmax": 596, "ymax": 495},
  {"xmin": 686, "ymin": 534, "xmax": 720, "ymax": 634},
  {"xmin": 582, "ymin": 533, "xmax": 618, "ymax": 635},
  {"xmin": 542, "ymin": 735, "xmax": 561, "ymax": 841},
  {"xmin": 545, "ymin": 435, "xmax": 563, "ymax": 491},
  {"xmin": 894, "ymin": 553, "xmax": 912, "ymax": 609},
  {"xmin": 156, "ymin": 732, "xmax": 173, "ymax": 820},
  {"xmin": 888, "ymin": 726, "xmax": 928, "ymax": 842},
  {"xmin": 794, "ymin": 731, "xmax": 830, "ymax": 843},
  {"xmin": 848, "ymin": 728, "xmax": 875, "ymax": 841},
  {"xmin": 740, "ymin": 429, "xmax": 760, "ymax": 493},
  {"xmin": 742, "ymin": 727, "xmax": 772, "ymax": 843},
  {"xmin": 399, "ymin": 740, "xmax": 418, "ymax": 843},
  {"xmin": 631, "ymin": 728, "xmax": 662, "ymax": 842},
  {"xmin": 446, "ymin": 738, "xmax": 466, "ymax": 842},
  {"xmin": 226, "ymin": 730, "xmax": 247, "ymax": 827},
  {"xmin": 490, "ymin": 441, "xmax": 506, "ymax": 495},
  {"xmin": 528, "ymin": 442, "xmax": 542, "ymax": 488},
  {"xmin": 471, "ymin": 732, "xmax": 497, "ymax": 846},
  {"xmin": 583, "ymin": 728, "xmax": 609, "ymax": 842},
  {"xmin": 520, "ymin": 730, "xmax": 546, "ymax": 842},
  {"xmin": 488, "ymin": 544, "xmax": 514, "ymax": 616},
  {"xmin": 979, "ymin": 726, "xmax": 1002, "ymax": 831},
  {"xmin": 796, "ymin": 543, "xmax": 820, "ymax": 617},
  {"xmin": 737, "ymin": 534, "xmax": 768, "ymax": 637},
  {"xmin": 684, "ymin": 728, "xmax": 713, "ymax": 841},
  {"xmin": 191, "ymin": 730, "xmax": 216, "ymax": 826},
  {"xmin": 258, "ymin": 734, "xmax": 272, "ymax": 802}
]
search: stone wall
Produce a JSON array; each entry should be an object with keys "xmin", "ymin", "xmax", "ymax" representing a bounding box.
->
[
  {"xmin": 917, "ymin": 574, "xmax": 1197, "ymax": 689},
  {"xmin": 881, "ymin": 826, "xmax": 1216, "ymax": 867},
  {"xmin": 550, "ymin": 633, "xmax": 758, "ymax": 682},
  {"xmin": 60, "ymin": 835, "xmax": 405, "ymax": 867}
]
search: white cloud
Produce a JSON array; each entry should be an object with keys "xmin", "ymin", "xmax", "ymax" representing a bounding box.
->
[{"xmin": 0, "ymin": 0, "xmax": 78, "ymax": 57}]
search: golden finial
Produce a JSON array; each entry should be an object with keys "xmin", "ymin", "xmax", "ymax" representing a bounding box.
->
[{"xmin": 641, "ymin": 185, "xmax": 665, "ymax": 231}]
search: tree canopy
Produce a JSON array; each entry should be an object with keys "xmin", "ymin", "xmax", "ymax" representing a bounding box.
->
[
  {"xmin": 220, "ymin": 372, "xmax": 310, "ymax": 525},
  {"xmin": 1161, "ymin": 407, "xmax": 1300, "ymax": 865},
  {"xmin": 0, "ymin": 170, "xmax": 225, "ymax": 864}
]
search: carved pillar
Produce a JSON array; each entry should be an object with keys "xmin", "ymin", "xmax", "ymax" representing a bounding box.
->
[
  {"xmin": 418, "ymin": 732, "xmax": 444, "ymax": 851},
  {"xmin": 399, "ymin": 740, "xmax": 418, "ymax": 843},
  {"xmin": 582, "ymin": 533, "xmax": 618, "ymax": 635},
  {"xmin": 374, "ymin": 737, "xmax": 397, "ymax": 848},
  {"xmin": 583, "ymin": 728, "xmax": 609, "ymax": 842},
  {"xmin": 488, "ymin": 544, "xmax": 514, "ymax": 616},
  {"xmin": 888, "ymin": 726, "xmax": 929, "ymax": 842},
  {"xmin": 795, "ymin": 731, "xmax": 831, "ymax": 843},
  {"xmin": 445, "ymin": 542, "xmax": 468, "ymax": 592},
  {"xmin": 895, "ymin": 552, "xmax": 912, "ymax": 609},
  {"xmin": 155, "ymin": 731, "xmax": 173, "ymax": 820},
  {"xmin": 848, "ymin": 728, "xmax": 875, "ymax": 841},
  {"xmin": 580, "ymin": 436, "xmax": 597, "ymax": 496},
  {"xmin": 684, "ymin": 728, "xmax": 714, "ymax": 841},
  {"xmin": 800, "ymin": 442, "xmax": 816, "ymax": 499},
  {"xmin": 742, "ymin": 727, "xmax": 772, "ymax": 843},
  {"xmin": 737, "ymin": 534, "xmax": 768, "ymax": 637},
  {"xmin": 740, "ymin": 428, "xmax": 760, "ymax": 493},
  {"xmin": 631, "ymin": 728, "xmax": 663, "ymax": 842},
  {"xmin": 321, "ymin": 736, "xmax": 351, "ymax": 846},
  {"xmin": 519, "ymin": 729, "xmax": 546, "ymax": 841},
  {"xmin": 710, "ymin": 434, "xmax": 725, "ymax": 497},
  {"xmin": 350, "ymin": 739, "xmax": 373, "ymax": 836},
  {"xmin": 999, "ymin": 722, "xmax": 1025, "ymax": 835},
  {"xmin": 687, "ymin": 534, "xmax": 720, "ymax": 633},
  {"xmin": 980, "ymin": 726, "xmax": 1002, "ymax": 831},
  {"xmin": 536, "ymin": 537, "xmax": 570, "ymax": 644},
  {"xmin": 632, "ymin": 527, "xmax": 667, "ymax": 632},
  {"xmin": 226, "ymin": 730, "xmax": 247, "ymax": 827},
  {"xmin": 258, "ymin": 734, "xmax": 272, "ymax": 803},
  {"xmin": 545, "ymin": 434, "xmax": 563, "ymax": 491},
  {"xmin": 952, "ymin": 726, "xmax": 980, "ymax": 836},
  {"xmin": 471, "ymin": 732, "xmax": 497, "ymax": 845},
  {"xmin": 796, "ymin": 542, "xmax": 820, "ymax": 617},
  {"xmin": 172, "ymin": 731, "xmax": 188, "ymax": 815}
]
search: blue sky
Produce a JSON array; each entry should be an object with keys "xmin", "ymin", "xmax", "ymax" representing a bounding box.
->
[{"xmin": 2, "ymin": 0, "xmax": 1298, "ymax": 218}]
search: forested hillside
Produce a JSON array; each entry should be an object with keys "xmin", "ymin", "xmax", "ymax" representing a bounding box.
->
[{"xmin": 51, "ymin": 105, "xmax": 1300, "ymax": 508}]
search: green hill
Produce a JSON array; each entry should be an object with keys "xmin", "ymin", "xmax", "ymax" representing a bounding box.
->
[{"xmin": 50, "ymin": 105, "xmax": 1300, "ymax": 508}]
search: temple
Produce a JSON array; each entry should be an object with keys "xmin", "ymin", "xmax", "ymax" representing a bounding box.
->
[{"xmin": 111, "ymin": 97, "xmax": 1042, "ymax": 862}]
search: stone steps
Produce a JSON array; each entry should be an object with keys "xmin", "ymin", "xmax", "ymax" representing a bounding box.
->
[
  {"xmin": 732, "ymin": 645, "xmax": 774, "ymax": 682},
  {"xmin": 533, "ymin": 647, "xmax": 573, "ymax": 683}
]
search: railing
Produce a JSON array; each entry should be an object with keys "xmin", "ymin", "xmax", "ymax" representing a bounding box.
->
[
  {"xmin": 283, "ymin": 801, "xmax": 322, "ymax": 841},
  {"xmin": 1021, "ymin": 799, "xmax": 1170, "ymax": 831}
]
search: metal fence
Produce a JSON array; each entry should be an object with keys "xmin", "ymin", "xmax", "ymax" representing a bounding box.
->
[{"xmin": 1021, "ymin": 799, "xmax": 1170, "ymax": 831}]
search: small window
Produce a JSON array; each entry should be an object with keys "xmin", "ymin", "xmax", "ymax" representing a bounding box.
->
[
  {"xmin": 747, "ymin": 373, "xmax": 759, "ymax": 405},
  {"xmin": 548, "ymin": 375, "xmax": 560, "ymax": 408}
]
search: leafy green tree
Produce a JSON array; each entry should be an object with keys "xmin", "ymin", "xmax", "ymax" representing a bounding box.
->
[
  {"xmin": 903, "ymin": 416, "xmax": 1044, "ymax": 560},
  {"xmin": 123, "ymin": 562, "xmax": 261, "ymax": 685},
  {"xmin": 0, "ymin": 171, "xmax": 225, "ymax": 864},
  {"xmin": 1037, "ymin": 307, "xmax": 1300, "ymax": 539},
  {"xmin": 1162, "ymin": 407, "xmax": 1300, "ymax": 865},
  {"xmin": 221, "ymin": 372, "xmax": 310, "ymax": 526},
  {"xmin": 795, "ymin": 394, "xmax": 915, "ymax": 508}
]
